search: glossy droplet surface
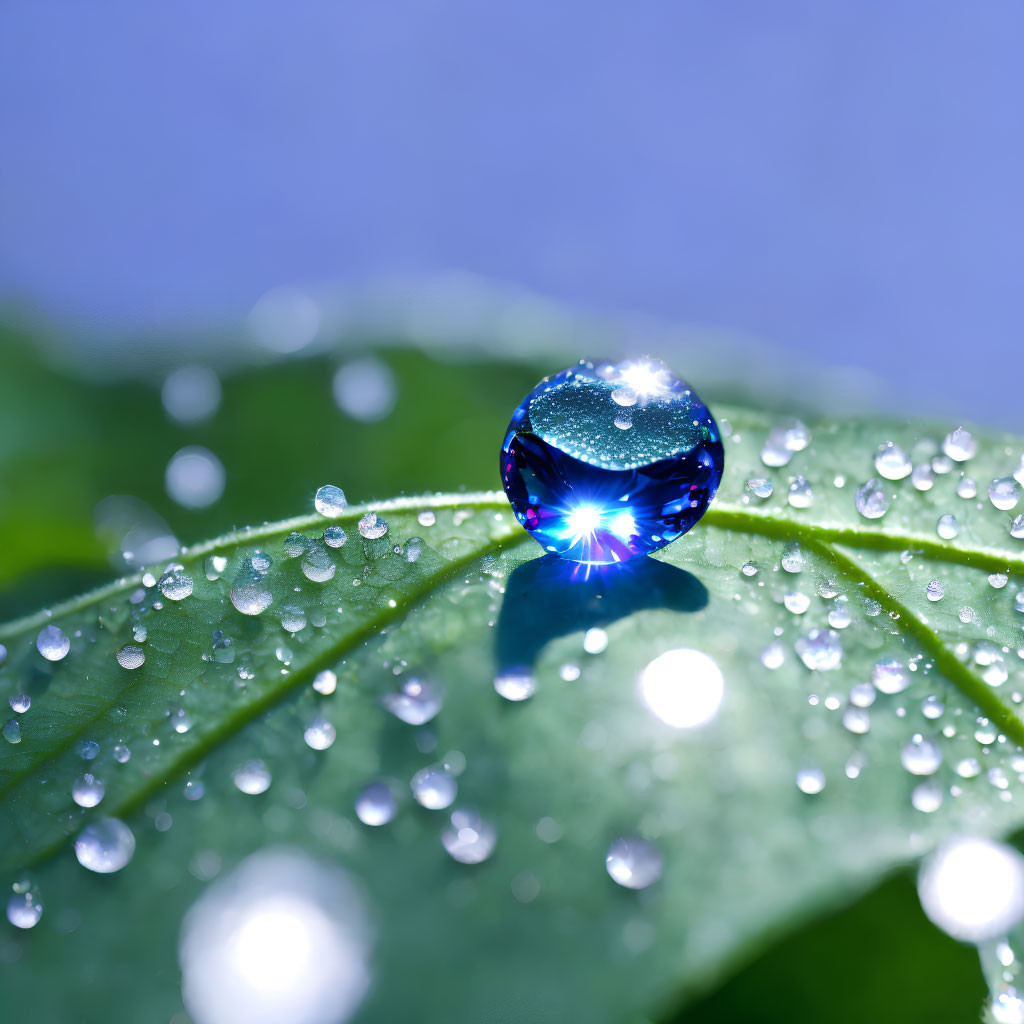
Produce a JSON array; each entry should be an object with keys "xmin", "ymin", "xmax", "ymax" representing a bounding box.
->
[
  {"xmin": 605, "ymin": 836, "xmax": 663, "ymax": 889},
  {"xmin": 500, "ymin": 359, "xmax": 724, "ymax": 564},
  {"xmin": 74, "ymin": 818, "xmax": 136, "ymax": 873}
]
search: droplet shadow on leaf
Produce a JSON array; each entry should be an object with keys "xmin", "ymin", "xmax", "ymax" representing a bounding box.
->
[{"xmin": 496, "ymin": 554, "xmax": 708, "ymax": 673}]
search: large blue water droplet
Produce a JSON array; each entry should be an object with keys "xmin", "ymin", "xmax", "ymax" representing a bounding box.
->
[{"xmin": 500, "ymin": 359, "xmax": 724, "ymax": 564}]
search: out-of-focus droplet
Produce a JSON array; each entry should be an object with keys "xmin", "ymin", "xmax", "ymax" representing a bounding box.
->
[
  {"xmin": 233, "ymin": 760, "xmax": 272, "ymax": 795},
  {"xmin": 410, "ymin": 766, "xmax": 457, "ymax": 810},
  {"xmin": 303, "ymin": 717, "xmax": 336, "ymax": 751},
  {"xmin": 333, "ymin": 358, "xmax": 397, "ymax": 423},
  {"xmin": 161, "ymin": 364, "xmax": 222, "ymax": 425},
  {"xmin": 855, "ymin": 478, "xmax": 892, "ymax": 520},
  {"xmin": 37, "ymin": 624, "xmax": 70, "ymax": 661},
  {"xmin": 166, "ymin": 447, "xmax": 226, "ymax": 509},
  {"xmin": 382, "ymin": 678, "xmax": 442, "ymax": 725},
  {"xmin": 355, "ymin": 781, "xmax": 396, "ymax": 826},
  {"xmin": 605, "ymin": 836, "xmax": 663, "ymax": 889},
  {"xmin": 75, "ymin": 818, "xmax": 135, "ymax": 873},
  {"xmin": 639, "ymin": 648, "xmax": 724, "ymax": 729},
  {"xmin": 442, "ymin": 808, "xmax": 497, "ymax": 864},
  {"xmin": 874, "ymin": 442, "xmax": 912, "ymax": 480},
  {"xmin": 795, "ymin": 629, "xmax": 843, "ymax": 671},
  {"xmin": 942, "ymin": 428, "xmax": 977, "ymax": 463},
  {"xmin": 493, "ymin": 669, "xmax": 536, "ymax": 702}
]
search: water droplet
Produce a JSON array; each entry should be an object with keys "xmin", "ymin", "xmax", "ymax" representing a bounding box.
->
[
  {"xmin": 74, "ymin": 818, "xmax": 135, "ymax": 873},
  {"xmin": 956, "ymin": 757, "xmax": 981, "ymax": 779},
  {"xmin": 919, "ymin": 836, "xmax": 1024, "ymax": 942},
  {"xmin": 357, "ymin": 513, "xmax": 389, "ymax": 540},
  {"xmin": 355, "ymin": 781, "xmax": 396, "ymax": 826},
  {"xmin": 872, "ymin": 659, "xmax": 913, "ymax": 692},
  {"xmin": 303, "ymin": 717, "xmax": 337, "ymax": 751},
  {"xmin": 957, "ymin": 476, "xmax": 977, "ymax": 499},
  {"xmin": 417, "ymin": 510, "xmax": 436, "ymax": 527},
  {"xmin": 6, "ymin": 885, "xmax": 43, "ymax": 929},
  {"xmin": 2, "ymin": 719, "xmax": 21, "ymax": 744},
  {"xmin": 382, "ymin": 678, "xmax": 442, "ymax": 725},
  {"xmin": 796, "ymin": 767, "xmax": 826, "ymax": 794},
  {"xmin": 922, "ymin": 694, "xmax": 945, "ymax": 719},
  {"xmin": 501, "ymin": 360, "xmax": 724, "ymax": 562},
  {"xmin": 36, "ymin": 624, "xmax": 70, "ymax": 661},
  {"xmin": 901, "ymin": 735, "xmax": 942, "ymax": 775},
  {"xmin": 493, "ymin": 669, "xmax": 536, "ymax": 702},
  {"xmin": 205, "ymin": 554, "xmax": 228, "ymax": 580},
  {"xmin": 842, "ymin": 705, "xmax": 871, "ymax": 734},
  {"xmin": 230, "ymin": 569, "xmax": 273, "ymax": 616},
  {"xmin": 323, "ymin": 525, "xmax": 348, "ymax": 549},
  {"xmin": 1011, "ymin": 515, "xmax": 1024, "ymax": 540},
  {"xmin": 639, "ymin": 648, "xmax": 724, "ymax": 728},
  {"xmin": 990, "ymin": 477, "xmax": 1022, "ymax": 512},
  {"xmin": 942, "ymin": 427, "xmax": 977, "ymax": 462},
  {"xmin": 283, "ymin": 532, "xmax": 307, "ymax": 558},
  {"xmin": 166, "ymin": 446, "xmax": 225, "ymax": 509},
  {"xmin": 72, "ymin": 773, "xmax": 105, "ymax": 807},
  {"xmin": 936, "ymin": 514, "xmax": 959, "ymax": 540},
  {"xmin": 280, "ymin": 606, "xmax": 307, "ymax": 634},
  {"xmin": 605, "ymin": 836, "xmax": 663, "ymax": 889},
  {"xmin": 779, "ymin": 543, "xmax": 804, "ymax": 573},
  {"xmin": 855, "ymin": 478, "xmax": 893, "ymax": 520},
  {"xmin": 300, "ymin": 540, "xmax": 336, "ymax": 583},
  {"xmin": 761, "ymin": 642, "xmax": 785, "ymax": 669},
  {"xmin": 784, "ymin": 591, "xmax": 810, "ymax": 615},
  {"xmin": 8, "ymin": 693, "xmax": 30, "ymax": 714},
  {"xmin": 583, "ymin": 627, "xmax": 608, "ymax": 654},
  {"xmin": 313, "ymin": 670, "xmax": 337, "ymax": 696},
  {"xmin": 233, "ymin": 760, "xmax": 272, "ymax": 795},
  {"xmin": 114, "ymin": 743, "xmax": 131, "ymax": 763},
  {"xmin": 314, "ymin": 485, "xmax": 348, "ymax": 518},
  {"xmin": 787, "ymin": 476, "xmax": 813, "ymax": 509},
  {"xmin": 442, "ymin": 808, "xmax": 497, "ymax": 864},
  {"xmin": 116, "ymin": 643, "xmax": 146, "ymax": 670},
  {"xmin": 746, "ymin": 478, "xmax": 773, "ymax": 499},
  {"xmin": 874, "ymin": 442, "xmax": 912, "ymax": 480},
  {"xmin": 828, "ymin": 601, "xmax": 852, "ymax": 629},
  {"xmin": 849, "ymin": 681, "xmax": 876, "ymax": 708},
  {"xmin": 795, "ymin": 629, "xmax": 843, "ymax": 671},
  {"xmin": 911, "ymin": 781, "xmax": 944, "ymax": 813},
  {"xmin": 559, "ymin": 662, "xmax": 581, "ymax": 681},
  {"xmin": 411, "ymin": 766, "xmax": 457, "ymax": 809},
  {"xmin": 740, "ymin": 561, "xmax": 758, "ymax": 577},
  {"xmin": 990, "ymin": 573, "xmax": 1009, "ymax": 589},
  {"xmin": 912, "ymin": 464, "xmax": 935, "ymax": 491},
  {"xmin": 926, "ymin": 579, "xmax": 945, "ymax": 602},
  {"xmin": 157, "ymin": 567, "xmax": 193, "ymax": 601}
]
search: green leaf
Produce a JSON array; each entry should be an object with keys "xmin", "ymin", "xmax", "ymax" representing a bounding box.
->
[{"xmin": 1, "ymin": 406, "xmax": 1023, "ymax": 1023}]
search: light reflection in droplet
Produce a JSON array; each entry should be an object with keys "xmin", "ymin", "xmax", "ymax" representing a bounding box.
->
[
  {"xmin": 639, "ymin": 649, "xmax": 724, "ymax": 729},
  {"xmin": 180, "ymin": 848, "xmax": 372, "ymax": 1024}
]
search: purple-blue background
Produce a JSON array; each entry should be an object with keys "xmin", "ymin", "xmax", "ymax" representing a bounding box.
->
[{"xmin": 1, "ymin": 2, "xmax": 1020, "ymax": 425}]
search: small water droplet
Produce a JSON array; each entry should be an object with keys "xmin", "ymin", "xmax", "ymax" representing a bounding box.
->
[
  {"xmin": 159, "ymin": 567, "xmax": 194, "ymax": 601},
  {"xmin": 926, "ymin": 579, "xmax": 945, "ymax": 602},
  {"xmin": 116, "ymin": 643, "xmax": 146, "ymax": 670},
  {"xmin": 761, "ymin": 642, "xmax": 785, "ymax": 669},
  {"xmin": 842, "ymin": 705, "xmax": 871, "ymax": 734},
  {"xmin": 410, "ymin": 766, "xmax": 457, "ymax": 809},
  {"xmin": 2, "ymin": 719, "xmax": 22, "ymax": 744},
  {"xmin": 872, "ymin": 657, "xmax": 908, "ymax": 694},
  {"xmin": 323, "ymin": 525, "xmax": 348, "ymax": 549},
  {"xmin": 912, "ymin": 464, "xmax": 935, "ymax": 491},
  {"xmin": 114, "ymin": 743, "xmax": 131, "ymax": 763},
  {"xmin": 417, "ymin": 510, "xmax": 436, "ymax": 527},
  {"xmin": 354, "ymin": 512, "xmax": 388, "ymax": 541},
  {"xmin": 781, "ymin": 542, "xmax": 804, "ymax": 573},
  {"xmin": 855, "ymin": 478, "xmax": 893, "ymax": 520},
  {"xmin": 72, "ymin": 773, "xmax": 105, "ymax": 808},
  {"xmin": 901, "ymin": 735, "xmax": 942, "ymax": 775},
  {"xmin": 355, "ymin": 780, "xmax": 397, "ymax": 826},
  {"xmin": 493, "ymin": 668, "xmax": 536, "ymax": 702},
  {"xmin": 784, "ymin": 592, "xmax": 810, "ymax": 615},
  {"xmin": 874, "ymin": 442, "xmax": 912, "ymax": 480},
  {"xmin": 74, "ymin": 818, "xmax": 135, "ymax": 873},
  {"xmin": 957, "ymin": 476, "xmax": 977, "ymax": 499},
  {"xmin": 583, "ymin": 627, "xmax": 608, "ymax": 654},
  {"xmin": 942, "ymin": 427, "xmax": 977, "ymax": 462},
  {"xmin": 796, "ymin": 767, "xmax": 826, "ymax": 794},
  {"xmin": 990, "ymin": 573, "xmax": 1009, "ymax": 589},
  {"xmin": 232, "ymin": 760, "xmax": 272, "ymax": 795},
  {"xmin": 303, "ymin": 717, "xmax": 337, "ymax": 751},
  {"xmin": 787, "ymin": 476, "xmax": 813, "ymax": 509},
  {"xmin": 36, "ymin": 624, "xmax": 70, "ymax": 662},
  {"xmin": 8, "ymin": 693, "xmax": 30, "ymax": 714},
  {"xmin": 911, "ymin": 781, "xmax": 944, "ymax": 813},
  {"xmin": 382, "ymin": 678, "xmax": 442, "ymax": 725},
  {"xmin": 313, "ymin": 669, "xmax": 338, "ymax": 695},
  {"xmin": 283, "ymin": 532, "xmax": 307, "ymax": 558},
  {"xmin": 745, "ymin": 478, "xmax": 773, "ymax": 499},
  {"xmin": 314, "ymin": 485, "xmax": 348, "ymax": 518},
  {"xmin": 280, "ymin": 606, "xmax": 307, "ymax": 634},
  {"xmin": 6, "ymin": 884, "xmax": 43, "ymax": 929},
  {"xmin": 936, "ymin": 514, "xmax": 959, "ymax": 540},
  {"xmin": 990, "ymin": 477, "xmax": 1022, "ymax": 512},
  {"xmin": 795, "ymin": 629, "xmax": 843, "ymax": 671},
  {"xmin": 639, "ymin": 648, "xmax": 724, "ymax": 728},
  {"xmin": 166, "ymin": 446, "xmax": 225, "ymax": 509},
  {"xmin": 740, "ymin": 561, "xmax": 758, "ymax": 577},
  {"xmin": 605, "ymin": 836, "xmax": 663, "ymax": 889},
  {"xmin": 1011, "ymin": 514, "xmax": 1024, "ymax": 540},
  {"xmin": 442, "ymin": 808, "xmax": 497, "ymax": 864}
]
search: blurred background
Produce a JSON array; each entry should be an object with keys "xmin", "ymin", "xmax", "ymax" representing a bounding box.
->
[{"xmin": 2, "ymin": 4, "xmax": 1022, "ymax": 1021}]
